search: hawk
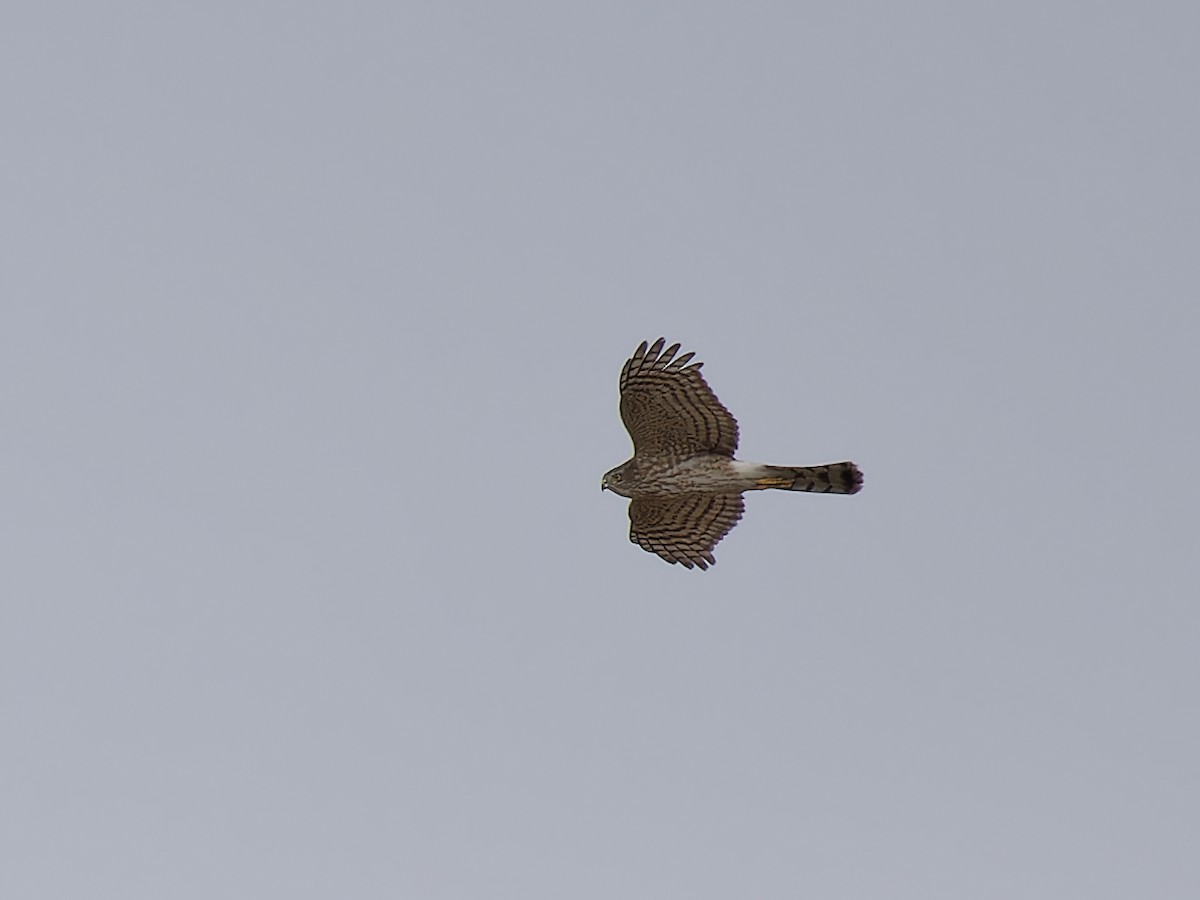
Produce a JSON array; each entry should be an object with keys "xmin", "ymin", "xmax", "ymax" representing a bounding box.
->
[{"xmin": 602, "ymin": 338, "xmax": 862, "ymax": 569}]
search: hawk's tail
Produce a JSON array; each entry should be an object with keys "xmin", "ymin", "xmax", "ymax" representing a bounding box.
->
[{"xmin": 754, "ymin": 462, "xmax": 863, "ymax": 495}]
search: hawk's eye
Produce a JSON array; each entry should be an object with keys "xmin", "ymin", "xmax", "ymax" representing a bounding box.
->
[{"xmin": 611, "ymin": 473, "xmax": 622, "ymax": 482}]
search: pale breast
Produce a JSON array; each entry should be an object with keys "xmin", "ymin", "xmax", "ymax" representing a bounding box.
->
[{"xmin": 633, "ymin": 454, "xmax": 740, "ymax": 494}]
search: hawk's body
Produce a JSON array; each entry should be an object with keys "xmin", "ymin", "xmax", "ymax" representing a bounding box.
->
[{"xmin": 602, "ymin": 338, "xmax": 862, "ymax": 569}]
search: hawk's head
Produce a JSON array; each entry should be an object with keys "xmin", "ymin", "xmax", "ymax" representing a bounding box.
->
[{"xmin": 601, "ymin": 460, "xmax": 637, "ymax": 498}]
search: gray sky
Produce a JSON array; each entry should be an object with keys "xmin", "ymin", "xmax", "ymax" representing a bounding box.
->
[{"xmin": 3, "ymin": 3, "xmax": 1198, "ymax": 898}]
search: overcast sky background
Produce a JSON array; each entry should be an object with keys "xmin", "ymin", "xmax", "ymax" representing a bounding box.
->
[{"xmin": 3, "ymin": 3, "xmax": 1198, "ymax": 898}]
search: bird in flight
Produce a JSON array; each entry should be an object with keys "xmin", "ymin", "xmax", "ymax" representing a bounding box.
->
[{"xmin": 602, "ymin": 338, "xmax": 862, "ymax": 569}]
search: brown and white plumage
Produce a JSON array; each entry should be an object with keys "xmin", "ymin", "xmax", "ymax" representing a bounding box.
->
[
  {"xmin": 602, "ymin": 338, "xmax": 862, "ymax": 569},
  {"xmin": 619, "ymin": 339, "xmax": 739, "ymax": 459},
  {"xmin": 628, "ymin": 493, "xmax": 744, "ymax": 570}
]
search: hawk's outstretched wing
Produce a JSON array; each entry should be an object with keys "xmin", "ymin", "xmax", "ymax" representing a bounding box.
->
[
  {"xmin": 628, "ymin": 493, "xmax": 745, "ymax": 570},
  {"xmin": 619, "ymin": 338, "xmax": 739, "ymax": 459}
]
